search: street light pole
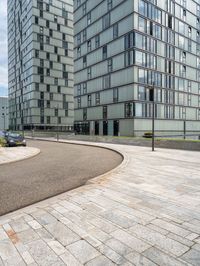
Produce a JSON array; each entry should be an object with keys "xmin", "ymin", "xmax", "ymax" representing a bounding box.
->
[
  {"xmin": 149, "ymin": 83, "xmax": 155, "ymax": 152},
  {"xmin": 55, "ymin": 103, "xmax": 59, "ymax": 141},
  {"xmin": 3, "ymin": 114, "xmax": 5, "ymax": 131}
]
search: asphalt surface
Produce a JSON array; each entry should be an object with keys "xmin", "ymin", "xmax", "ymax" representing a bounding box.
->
[{"xmin": 0, "ymin": 140, "xmax": 122, "ymax": 216}]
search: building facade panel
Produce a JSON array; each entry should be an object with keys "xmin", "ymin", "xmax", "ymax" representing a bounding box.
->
[
  {"xmin": 8, "ymin": 0, "xmax": 74, "ymax": 131},
  {"xmin": 74, "ymin": 0, "xmax": 200, "ymax": 136}
]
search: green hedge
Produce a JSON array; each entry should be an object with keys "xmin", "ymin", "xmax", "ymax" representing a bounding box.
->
[{"xmin": 0, "ymin": 137, "xmax": 6, "ymax": 147}]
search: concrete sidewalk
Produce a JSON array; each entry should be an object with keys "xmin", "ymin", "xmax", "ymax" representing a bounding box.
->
[
  {"xmin": 0, "ymin": 147, "xmax": 40, "ymax": 165},
  {"xmin": 0, "ymin": 140, "xmax": 200, "ymax": 265}
]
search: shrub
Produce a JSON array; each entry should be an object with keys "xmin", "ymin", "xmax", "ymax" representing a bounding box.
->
[
  {"xmin": 143, "ymin": 132, "xmax": 152, "ymax": 138},
  {"xmin": 0, "ymin": 137, "xmax": 6, "ymax": 147}
]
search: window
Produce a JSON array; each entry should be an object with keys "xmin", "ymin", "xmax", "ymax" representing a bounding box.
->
[
  {"xmin": 77, "ymin": 46, "xmax": 81, "ymax": 57},
  {"xmin": 125, "ymin": 102, "xmax": 134, "ymax": 118},
  {"xmin": 179, "ymin": 35, "xmax": 185, "ymax": 49},
  {"xmin": 83, "ymin": 82, "xmax": 87, "ymax": 94},
  {"xmin": 77, "ymin": 84, "xmax": 81, "ymax": 95},
  {"xmin": 40, "ymin": 59, "xmax": 44, "ymax": 67},
  {"xmin": 83, "ymin": 108, "xmax": 87, "ymax": 120},
  {"xmin": 78, "ymin": 97, "xmax": 81, "ymax": 108},
  {"xmin": 103, "ymin": 106, "xmax": 107, "ymax": 119},
  {"xmin": 82, "ymin": 3, "xmax": 87, "ymax": 15},
  {"xmin": 154, "ymin": 24, "xmax": 162, "ymax": 39},
  {"xmin": 83, "ymin": 56, "xmax": 87, "ymax": 67},
  {"xmin": 38, "ymin": 67, "xmax": 43, "ymax": 75},
  {"xmin": 138, "ymin": 16, "xmax": 147, "ymax": 32},
  {"xmin": 103, "ymin": 75, "xmax": 111, "ymax": 89},
  {"xmin": 107, "ymin": 0, "xmax": 112, "ymax": 10},
  {"xmin": 102, "ymin": 13, "xmax": 110, "ymax": 29},
  {"xmin": 108, "ymin": 58, "xmax": 113, "ymax": 72},
  {"xmin": 125, "ymin": 50, "xmax": 134, "ymax": 66},
  {"xmin": 113, "ymin": 88, "xmax": 118, "ymax": 102},
  {"xmin": 113, "ymin": 23, "xmax": 118, "ymax": 39},
  {"xmin": 62, "ymin": 10, "xmax": 68, "ymax": 19},
  {"xmin": 165, "ymin": 60, "xmax": 174, "ymax": 74},
  {"xmin": 95, "ymin": 35, "xmax": 100, "ymax": 48},
  {"xmin": 54, "ymin": 78, "xmax": 58, "ymax": 85},
  {"xmin": 165, "ymin": 44, "xmax": 175, "ymax": 59},
  {"xmin": 87, "ymin": 12, "xmax": 91, "ymax": 25},
  {"xmin": 77, "ymin": 33, "xmax": 81, "ymax": 45},
  {"xmin": 138, "ymin": 86, "xmax": 147, "ymax": 101},
  {"xmin": 102, "ymin": 45, "xmax": 107, "ymax": 59},
  {"xmin": 180, "ymin": 51, "xmax": 186, "ymax": 63},
  {"xmin": 139, "ymin": 0, "xmax": 148, "ymax": 16},
  {"xmin": 135, "ymin": 51, "xmax": 146, "ymax": 67},
  {"xmin": 125, "ymin": 32, "xmax": 134, "ymax": 49},
  {"xmin": 88, "ymin": 94, "xmax": 92, "ymax": 106},
  {"xmin": 49, "ymin": 29, "xmax": 53, "ymax": 37},
  {"xmin": 35, "ymin": 83, "xmax": 39, "ymax": 91},
  {"xmin": 83, "ymin": 29, "xmax": 87, "ymax": 42},
  {"xmin": 180, "ymin": 65, "xmax": 186, "ymax": 77},
  {"xmin": 46, "ymin": 36, "xmax": 50, "ymax": 44},
  {"xmin": 87, "ymin": 40, "xmax": 91, "ymax": 52},
  {"xmin": 87, "ymin": 67, "xmax": 92, "ymax": 79},
  {"xmin": 168, "ymin": 14, "xmax": 173, "ymax": 29},
  {"xmin": 37, "ymin": 34, "xmax": 43, "ymax": 43},
  {"xmin": 95, "ymin": 92, "xmax": 100, "ymax": 105},
  {"xmin": 138, "ymin": 68, "xmax": 148, "ymax": 84},
  {"xmin": 35, "ymin": 50, "xmax": 39, "ymax": 58},
  {"xmin": 35, "ymin": 16, "xmax": 38, "ymax": 24},
  {"xmin": 63, "ymin": 41, "xmax": 68, "ymax": 49}
]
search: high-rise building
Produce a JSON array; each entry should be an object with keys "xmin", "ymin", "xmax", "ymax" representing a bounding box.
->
[
  {"xmin": 8, "ymin": 0, "xmax": 74, "ymax": 131},
  {"xmin": 0, "ymin": 97, "xmax": 9, "ymax": 131},
  {"xmin": 74, "ymin": 0, "xmax": 200, "ymax": 137}
]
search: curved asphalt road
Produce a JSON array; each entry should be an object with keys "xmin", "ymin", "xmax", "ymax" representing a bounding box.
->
[{"xmin": 0, "ymin": 140, "xmax": 122, "ymax": 216}]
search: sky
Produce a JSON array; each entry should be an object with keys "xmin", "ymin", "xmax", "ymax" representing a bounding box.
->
[{"xmin": 0, "ymin": 0, "xmax": 8, "ymax": 97}]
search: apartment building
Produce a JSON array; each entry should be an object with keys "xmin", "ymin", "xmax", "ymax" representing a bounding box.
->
[
  {"xmin": 8, "ymin": 0, "xmax": 74, "ymax": 131},
  {"xmin": 0, "ymin": 97, "xmax": 9, "ymax": 131},
  {"xmin": 74, "ymin": 0, "xmax": 200, "ymax": 136}
]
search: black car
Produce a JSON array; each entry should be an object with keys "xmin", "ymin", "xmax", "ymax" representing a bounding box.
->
[{"xmin": 2, "ymin": 132, "xmax": 26, "ymax": 147}]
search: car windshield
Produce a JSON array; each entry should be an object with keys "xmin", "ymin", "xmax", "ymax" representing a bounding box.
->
[{"xmin": 8, "ymin": 133, "xmax": 21, "ymax": 138}]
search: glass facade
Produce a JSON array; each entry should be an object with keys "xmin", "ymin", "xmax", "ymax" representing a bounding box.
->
[
  {"xmin": 74, "ymin": 0, "xmax": 200, "ymax": 136},
  {"xmin": 8, "ymin": 0, "xmax": 74, "ymax": 131}
]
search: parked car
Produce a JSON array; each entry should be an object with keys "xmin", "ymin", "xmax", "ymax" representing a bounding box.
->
[{"xmin": 2, "ymin": 132, "xmax": 26, "ymax": 147}]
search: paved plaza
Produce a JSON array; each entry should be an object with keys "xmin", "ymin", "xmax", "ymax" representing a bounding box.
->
[
  {"xmin": 0, "ymin": 146, "xmax": 40, "ymax": 165},
  {"xmin": 0, "ymin": 140, "xmax": 200, "ymax": 265}
]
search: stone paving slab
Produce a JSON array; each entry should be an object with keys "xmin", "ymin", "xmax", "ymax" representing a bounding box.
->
[
  {"xmin": 0, "ymin": 139, "xmax": 200, "ymax": 265},
  {"xmin": 0, "ymin": 147, "xmax": 40, "ymax": 165}
]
